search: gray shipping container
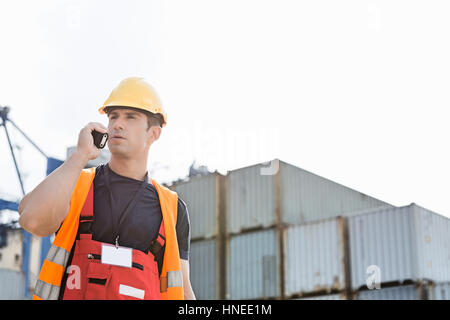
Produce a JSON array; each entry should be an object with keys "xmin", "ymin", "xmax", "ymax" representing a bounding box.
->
[
  {"xmin": 295, "ymin": 293, "xmax": 346, "ymax": 300},
  {"xmin": 190, "ymin": 239, "xmax": 220, "ymax": 299},
  {"xmin": 430, "ymin": 282, "xmax": 450, "ymax": 300},
  {"xmin": 284, "ymin": 217, "xmax": 349, "ymax": 297},
  {"xmin": 227, "ymin": 229, "xmax": 281, "ymax": 300},
  {"xmin": 348, "ymin": 204, "xmax": 450, "ymax": 291},
  {"xmin": 0, "ymin": 269, "xmax": 26, "ymax": 300},
  {"xmin": 171, "ymin": 173, "xmax": 224, "ymax": 240},
  {"xmin": 226, "ymin": 159, "xmax": 392, "ymax": 234},
  {"xmin": 356, "ymin": 285, "xmax": 422, "ymax": 300}
]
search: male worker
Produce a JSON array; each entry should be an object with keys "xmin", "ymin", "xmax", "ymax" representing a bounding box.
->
[{"xmin": 18, "ymin": 77, "xmax": 196, "ymax": 300}]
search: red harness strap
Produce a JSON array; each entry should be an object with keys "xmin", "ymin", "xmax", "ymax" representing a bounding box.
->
[{"xmin": 62, "ymin": 183, "xmax": 164, "ymax": 300}]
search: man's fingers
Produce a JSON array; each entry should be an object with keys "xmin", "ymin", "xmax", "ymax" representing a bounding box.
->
[{"xmin": 85, "ymin": 122, "xmax": 108, "ymax": 134}]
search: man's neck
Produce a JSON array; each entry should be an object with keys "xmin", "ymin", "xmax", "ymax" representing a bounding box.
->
[{"xmin": 108, "ymin": 157, "xmax": 148, "ymax": 181}]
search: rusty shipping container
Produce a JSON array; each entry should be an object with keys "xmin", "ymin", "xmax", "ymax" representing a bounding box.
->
[
  {"xmin": 284, "ymin": 216, "xmax": 350, "ymax": 297},
  {"xmin": 189, "ymin": 238, "xmax": 220, "ymax": 299},
  {"xmin": 226, "ymin": 159, "xmax": 392, "ymax": 234},
  {"xmin": 348, "ymin": 204, "xmax": 450, "ymax": 291},
  {"xmin": 295, "ymin": 293, "xmax": 346, "ymax": 300},
  {"xmin": 170, "ymin": 172, "xmax": 225, "ymax": 240},
  {"xmin": 429, "ymin": 282, "xmax": 450, "ymax": 300},
  {"xmin": 226, "ymin": 228, "xmax": 281, "ymax": 300},
  {"xmin": 356, "ymin": 284, "xmax": 424, "ymax": 300}
]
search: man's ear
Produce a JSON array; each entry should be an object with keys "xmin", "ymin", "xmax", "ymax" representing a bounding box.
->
[{"xmin": 151, "ymin": 126, "xmax": 162, "ymax": 141}]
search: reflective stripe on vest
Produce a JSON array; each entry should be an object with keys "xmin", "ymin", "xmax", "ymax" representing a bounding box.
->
[
  {"xmin": 160, "ymin": 270, "xmax": 184, "ymax": 293},
  {"xmin": 33, "ymin": 244, "xmax": 71, "ymax": 299},
  {"xmin": 46, "ymin": 244, "xmax": 70, "ymax": 267},
  {"xmin": 151, "ymin": 179, "xmax": 184, "ymax": 299},
  {"xmin": 35, "ymin": 279, "xmax": 60, "ymax": 300}
]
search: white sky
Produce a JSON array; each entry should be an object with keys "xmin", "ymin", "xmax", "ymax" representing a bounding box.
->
[{"xmin": 1, "ymin": 0, "xmax": 449, "ymax": 220}]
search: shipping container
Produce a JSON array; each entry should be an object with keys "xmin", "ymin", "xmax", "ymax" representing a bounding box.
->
[
  {"xmin": 284, "ymin": 217, "xmax": 350, "ymax": 297},
  {"xmin": 0, "ymin": 268, "xmax": 26, "ymax": 300},
  {"xmin": 190, "ymin": 238, "xmax": 220, "ymax": 299},
  {"xmin": 170, "ymin": 173, "xmax": 225, "ymax": 240},
  {"xmin": 226, "ymin": 159, "xmax": 392, "ymax": 234},
  {"xmin": 295, "ymin": 293, "xmax": 346, "ymax": 300},
  {"xmin": 429, "ymin": 282, "xmax": 450, "ymax": 300},
  {"xmin": 280, "ymin": 161, "xmax": 392, "ymax": 225},
  {"xmin": 226, "ymin": 229, "xmax": 281, "ymax": 300},
  {"xmin": 226, "ymin": 163, "xmax": 276, "ymax": 234},
  {"xmin": 356, "ymin": 284, "xmax": 422, "ymax": 300},
  {"xmin": 348, "ymin": 204, "xmax": 450, "ymax": 291}
]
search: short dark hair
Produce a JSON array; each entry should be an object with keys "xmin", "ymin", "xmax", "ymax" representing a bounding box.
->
[{"xmin": 105, "ymin": 106, "xmax": 163, "ymax": 129}]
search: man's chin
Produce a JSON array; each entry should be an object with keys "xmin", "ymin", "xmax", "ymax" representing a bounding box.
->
[{"xmin": 108, "ymin": 146, "xmax": 129, "ymax": 157}]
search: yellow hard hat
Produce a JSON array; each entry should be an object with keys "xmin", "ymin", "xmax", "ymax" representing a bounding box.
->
[{"xmin": 99, "ymin": 77, "xmax": 167, "ymax": 127}]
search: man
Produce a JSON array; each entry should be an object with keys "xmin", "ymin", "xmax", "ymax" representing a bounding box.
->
[{"xmin": 18, "ymin": 77, "xmax": 196, "ymax": 300}]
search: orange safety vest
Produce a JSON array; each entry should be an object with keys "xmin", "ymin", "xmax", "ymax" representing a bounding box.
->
[{"xmin": 32, "ymin": 167, "xmax": 184, "ymax": 300}]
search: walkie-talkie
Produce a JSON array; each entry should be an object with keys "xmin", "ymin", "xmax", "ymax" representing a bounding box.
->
[{"xmin": 91, "ymin": 130, "xmax": 108, "ymax": 149}]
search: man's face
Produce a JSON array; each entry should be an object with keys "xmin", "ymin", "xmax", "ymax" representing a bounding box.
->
[{"xmin": 107, "ymin": 107, "xmax": 154, "ymax": 158}]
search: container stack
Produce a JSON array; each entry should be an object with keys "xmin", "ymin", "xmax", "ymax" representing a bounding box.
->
[
  {"xmin": 170, "ymin": 172, "xmax": 226, "ymax": 300},
  {"xmin": 348, "ymin": 204, "xmax": 450, "ymax": 300},
  {"xmin": 225, "ymin": 159, "xmax": 392, "ymax": 300},
  {"xmin": 169, "ymin": 159, "xmax": 450, "ymax": 300}
]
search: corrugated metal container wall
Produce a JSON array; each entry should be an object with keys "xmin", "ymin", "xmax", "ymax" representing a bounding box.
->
[
  {"xmin": 348, "ymin": 204, "xmax": 450, "ymax": 291},
  {"xmin": 227, "ymin": 164, "xmax": 276, "ymax": 234},
  {"xmin": 172, "ymin": 173, "xmax": 220, "ymax": 240},
  {"xmin": 0, "ymin": 269, "xmax": 26, "ymax": 299},
  {"xmin": 280, "ymin": 161, "xmax": 393, "ymax": 225},
  {"xmin": 190, "ymin": 239, "xmax": 219, "ymax": 299},
  {"xmin": 227, "ymin": 229, "xmax": 280, "ymax": 300},
  {"xmin": 226, "ymin": 159, "xmax": 393, "ymax": 234},
  {"xmin": 349, "ymin": 205, "xmax": 415, "ymax": 290},
  {"xmin": 356, "ymin": 285, "xmax": 421, "ymax": 300},
  {"xmin": 284, "ymin": 217, "xmax": 348, "ymax": 296},
  {"xmin": 431, "ymin": 282, "xmax": 450, "ymax": 300},
  {"xmin": 412, "ymin": 205, "xmax": 450, "ymax": 283},
  {"xmin": 296, "ymin": 293, "xmax": 346, "ymax": 300}
]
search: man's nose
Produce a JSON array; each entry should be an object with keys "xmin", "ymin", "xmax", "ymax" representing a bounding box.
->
[{"xmin": 111, "ymin": 117, "xmax": 125, "ymax": 131}]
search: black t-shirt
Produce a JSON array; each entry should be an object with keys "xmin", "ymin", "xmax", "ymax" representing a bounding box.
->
[{"xmin": 91, "ymin": 164, "xmax": 190, "ymax": 260}]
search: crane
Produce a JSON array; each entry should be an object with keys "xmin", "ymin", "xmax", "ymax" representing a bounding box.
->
[{"xmin": 0, "ymin": 105, "xmax": 63, "ymax": 299}]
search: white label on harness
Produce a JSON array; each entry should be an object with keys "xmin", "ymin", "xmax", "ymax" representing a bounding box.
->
[
  {"xmin": 119, "ymin": 284, "xmax": 145, "ymax": 299},
  {"xmin": 101, "ymin": 243, "xmax": 132, "ymax": 268}
]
